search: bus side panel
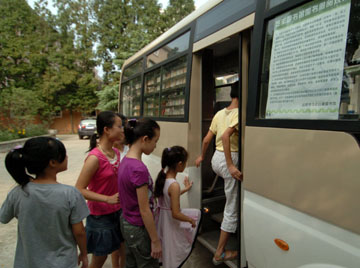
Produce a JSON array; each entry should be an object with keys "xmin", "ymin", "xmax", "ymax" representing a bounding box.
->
[
  {"xmin": 243, "ymin": 126, "xmax": 360, "ymax": 267},
  {"xmin": 244, "ymin": 191, "xmax": 360, "ymax": 268},
  {"xmin": 143, "ymin": 154, "xmax": 201, "ymax": 210}
]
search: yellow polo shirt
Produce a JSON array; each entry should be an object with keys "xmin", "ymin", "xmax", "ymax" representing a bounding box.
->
[{"xmin": 209, "ymin": 108, "xmax": 239, "ymax": 152}]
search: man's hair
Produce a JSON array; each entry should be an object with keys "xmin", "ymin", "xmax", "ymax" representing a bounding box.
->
[{"xmin": 230, "ymin": 81, "xmax": 239, "ymax": 99}]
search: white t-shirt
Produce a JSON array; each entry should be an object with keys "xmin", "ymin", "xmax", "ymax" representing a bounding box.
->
[{"xmin": 120, "ymin": 145, "xmax": 129, "ymax": 162}]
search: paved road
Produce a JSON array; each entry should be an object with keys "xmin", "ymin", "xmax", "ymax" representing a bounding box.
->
[{"xmin": 0, "ymin": 135, "xmax": 226, "ymax": 268}]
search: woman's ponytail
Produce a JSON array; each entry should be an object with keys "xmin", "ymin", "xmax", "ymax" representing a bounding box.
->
[
  {"xmin": 124, "ymin": 119, "xmax": 136, "ymax": 145},
  {"xmin": 88, "ymin": 111, "xmax": 119, "ymax": 152},
  {"xmin": 89, "ymin": 133, "xmax": 98, "ymax": 152},
  {"xmin": 154, "ymin": 146, "xmax": 188, "ymax": 198},
  {"xmin": 124, "ymin": 118, "xmax": 160, "ymax": 145},
  {"xmin": 154, "ymin": 147, "xmax": 171, "ymax": 198},
  {"xmin": 5, "ymin": 148, "xmax": 31, "ymax": 187},
  {"xmin": 5, "ymin": 137, "xmax": 67, "ymax": 188},
  {"xmin": 154, "ymin": 168, "xmax": 166, "ymax": 198}
]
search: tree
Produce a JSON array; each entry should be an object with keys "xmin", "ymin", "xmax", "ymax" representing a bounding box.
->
[
  {"xmin": 96, "ymin": 84, "xmax": 119, "ymax": 111},
  {"xmin": 39, "ymin": 0, "xmax": 99, "ymax": 131},
  {"xmin": 93, "ymin": 0, "xmax": 163, "ymax": 83},
  {"xmin": 0, "ymin": 0, "xmax": 53, "ymax": 128},
  {"xmin": 160, "ymin": 0, "xmax": 195, "ymax": 32}
]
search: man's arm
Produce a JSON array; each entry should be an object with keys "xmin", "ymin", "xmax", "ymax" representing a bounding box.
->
[
  {"xmin": 195, "ymin": 130, "xmax": 215, "ymax": 167},
  {"xmin": 222, "ymin": 127, "xmax": 242, "ymax": 181}
]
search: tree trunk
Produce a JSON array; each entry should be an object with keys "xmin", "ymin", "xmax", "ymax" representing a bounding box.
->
[{"xmin": 70, "ymin": 108, "xmax": 74, "ymax": 134}]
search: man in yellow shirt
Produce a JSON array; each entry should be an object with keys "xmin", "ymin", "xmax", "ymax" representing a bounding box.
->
[{"xmin": 195, "ymin": 81, "xmax": 242, "ymax": 264}]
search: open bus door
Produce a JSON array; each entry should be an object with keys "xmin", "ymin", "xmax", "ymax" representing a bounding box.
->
[{"xmin": 196, "ymin": 31, "xmax": 251, "ymax": 268}]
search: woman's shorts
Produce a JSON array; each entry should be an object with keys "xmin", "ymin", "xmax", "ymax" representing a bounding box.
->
[{"xmin": 86, "ymin": 209, "xmax": 124, "ymax": 256}]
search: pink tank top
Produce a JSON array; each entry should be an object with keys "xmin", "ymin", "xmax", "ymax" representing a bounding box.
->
[{"xmin": 86, "ymin": 147, "xmax": 121, "ymax": 215}]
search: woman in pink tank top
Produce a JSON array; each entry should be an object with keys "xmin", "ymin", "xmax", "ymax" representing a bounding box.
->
[{"xmin": 76, "ymin": 111, "xmax": 125, "ymax": 268}]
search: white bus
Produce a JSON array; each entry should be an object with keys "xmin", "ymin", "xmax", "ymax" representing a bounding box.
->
[{"xmin": 118, "ymin": 0, "xmax": 360, "ymax": 267}]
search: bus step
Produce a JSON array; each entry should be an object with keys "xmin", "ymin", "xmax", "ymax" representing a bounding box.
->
[
  {"xmin": 202, "ymin": 195, "xmax": 225, "ymax": 204},
  {"xmin": 211, "ymin": 212, "xmax": 223, "ymax": 224},
  {"xmin": 197, "ymin": 231, "xmax": 237, "ymax": 268},
  {"xmin": 203, "ymin": 186, "xmax": 224, "ymax": 196}
]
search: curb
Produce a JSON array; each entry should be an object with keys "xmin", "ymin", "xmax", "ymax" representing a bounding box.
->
[{"xmin": 0, "ymin": 132, "xmax": 57, "ymax": 153}]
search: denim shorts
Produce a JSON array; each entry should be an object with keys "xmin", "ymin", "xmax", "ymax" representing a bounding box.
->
[{"xmin": 86, "ymin": 210, "xmax": 124, "ymax": 256}]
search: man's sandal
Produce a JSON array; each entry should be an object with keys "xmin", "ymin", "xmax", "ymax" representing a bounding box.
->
[{"xmin": 212, "ymin": 250, "xmax": 238, "ymax": 265}]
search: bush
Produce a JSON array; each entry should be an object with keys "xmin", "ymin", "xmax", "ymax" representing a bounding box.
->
[
  {"xmin": 25, "ymin": 125, "xmax": 48, "ymax": 137},
  {"xmin": 0, "ymin": 125, "xmax": 48, "ymax": 142},
  {"xmin": 0, "ymin": 130, "xmax": 19, "ymax": 142}
]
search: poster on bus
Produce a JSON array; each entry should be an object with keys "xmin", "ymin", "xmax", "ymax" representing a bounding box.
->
[{"xmin": 265, "ymin": 0, "xmax": 351, "ymax": 119}]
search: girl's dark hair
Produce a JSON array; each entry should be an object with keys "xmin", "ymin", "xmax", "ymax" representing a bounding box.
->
[
  {"xmin": 154, "ymin": 146, "xmax": 188, "ymax": 198},
  {"xmin": 5, "ymin": 137, "xmax": 66, "ymax": 187},
  {"xmin": 117, "ymin": 113, "xmax": 127, "ymax": 123},
  {"xmin": 89, "ymin": 111, "xmax": 120, "ymax": 151},
  {"xmin": 124, "ymin": 118, "xmax": 160, "ymax": 145}
]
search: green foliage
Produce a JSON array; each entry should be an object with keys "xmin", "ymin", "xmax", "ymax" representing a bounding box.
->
[
  {"xmin": 93, "ymin": 0, "xmax": 163, "ymax": 83},
  {"xmin": 0, "ymin": 130, "xmax": 19, "ymax": 142},
  {"xmin": 0, "ymin": 0, "xmax": 99, "ymax": 128},
  {"xmin": 0, "ymin": 87, "xmax": 43, "ymax": 129},
  {"xmin": 0, "ymin": 125, "xmax": 48, "ymax": 142},
  {"xmin": 160, "ymin": 0, "xmax": 195, "ymax": 32},
  {"xmin": 0, "ymin": 0, "xmax": 195, "ymax": 137},
  {"xmin": 25, "ymin": 124, "xmax": 48, "ymax": 137},
  {"xmin": 96, "ymin": 83, "xmax": 119, "ymax": 111},
  {"xmin": 93, "ymin": 0, "xmax": 194, "ymax": 83}
]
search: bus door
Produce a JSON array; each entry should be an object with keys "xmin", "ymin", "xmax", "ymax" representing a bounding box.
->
[{"xmin": 197, "ymin": 30, "xmax": 251, "ymax": 268}]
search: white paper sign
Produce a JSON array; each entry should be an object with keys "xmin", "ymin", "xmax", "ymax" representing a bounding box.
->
[{"xmin": 266, "ymin": 0, "xmax": 351, "ymax": 119}]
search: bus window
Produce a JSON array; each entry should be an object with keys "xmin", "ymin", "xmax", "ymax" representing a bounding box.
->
[
  {"xmin": 123, "ymin": 59, "xmax": 143, "ymax": 80},
  {"xmin": 144, "ymin": 68, "xmax": 161, "ymax": 117},
  {"xmin": 146, "ymin": 31, "xmax": 190, "ymax": 68},
  {"xmin": 259, "ymin": 0, "xmax": 360, "ymax": 121},
  {"xmin": 120, "ymin": 76, "xmax": 141, "ymax": 117},
  {"xmin": 266, "ymin": 0, "xmax": 287, "ymax": 9},
  {"xmin": 160, "ymin": 56, "xmax": 187, "ymax": 118}
]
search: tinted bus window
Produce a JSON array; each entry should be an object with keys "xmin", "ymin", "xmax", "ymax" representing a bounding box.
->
[
  {"xmin": 160, "ymin": 56, "xmax": 187, "ymax": 118},
  {"xmin": 144, "ymin": 68, "xmax": 161, "ymax": 117},
  {"xmin": 267, "ymin": 0, "xmax": 287, "ymax": 9},
  {"xmin": 146, "ymin": 31, "xmax": 190, "ymax": 67},
  {"xmin": 120, "ymin": 76, "xmax": 141, "ymax": 117},
  {"xmin": 143, "ymin": 55, "xmax": 187, "ymax": 118},
  {"xmin": 123, "ymin": 60, "xmax": 143, "ymax": 80},
  {"xmin": 260, "ymin": 0, "xmax": 360, "ymax": 120}
]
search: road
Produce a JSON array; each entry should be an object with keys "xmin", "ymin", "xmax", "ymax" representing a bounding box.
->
[{"xmin": 0, "ymin": 135, "xmax": 226, "ymax": 268}]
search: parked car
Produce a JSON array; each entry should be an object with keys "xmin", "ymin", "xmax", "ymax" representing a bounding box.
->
[{"xmin": 78, "ymin": 118, "xmax": 96, "ymax": 139}]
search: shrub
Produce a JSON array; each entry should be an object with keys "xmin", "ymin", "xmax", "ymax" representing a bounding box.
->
[
  {"xmin": 0, "ymin": 130, "xmax": 19, "ymax": 142},
  {"xmin": 25, "ymin": 125, "xmax": 47, "ymax": 137},
  {"xmin": 0, "ymin": 125, "xmax": 48, "ymax": 142}
]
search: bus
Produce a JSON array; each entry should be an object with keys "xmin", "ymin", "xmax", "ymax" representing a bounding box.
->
[{"xmin": 118, "ymin": 0, "xmax": 360, "ymax": 267}]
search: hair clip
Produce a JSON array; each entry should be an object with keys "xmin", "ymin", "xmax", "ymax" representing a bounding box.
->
[
  {"xmin": 128, "ymin": 118, "xmax": 137, "ymax": 128},
  {"xmin": 167, "ymin": 147, "xmax": 171, "ymax": 151},
  {"xmin": 11, "ymin": 145, "xmax": 23, "ymax": 153}
]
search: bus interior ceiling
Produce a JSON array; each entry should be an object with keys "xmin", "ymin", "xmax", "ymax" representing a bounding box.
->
[{"xmin": 198, "ymin": 34, "xmax": 239, "ymax": 265}]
